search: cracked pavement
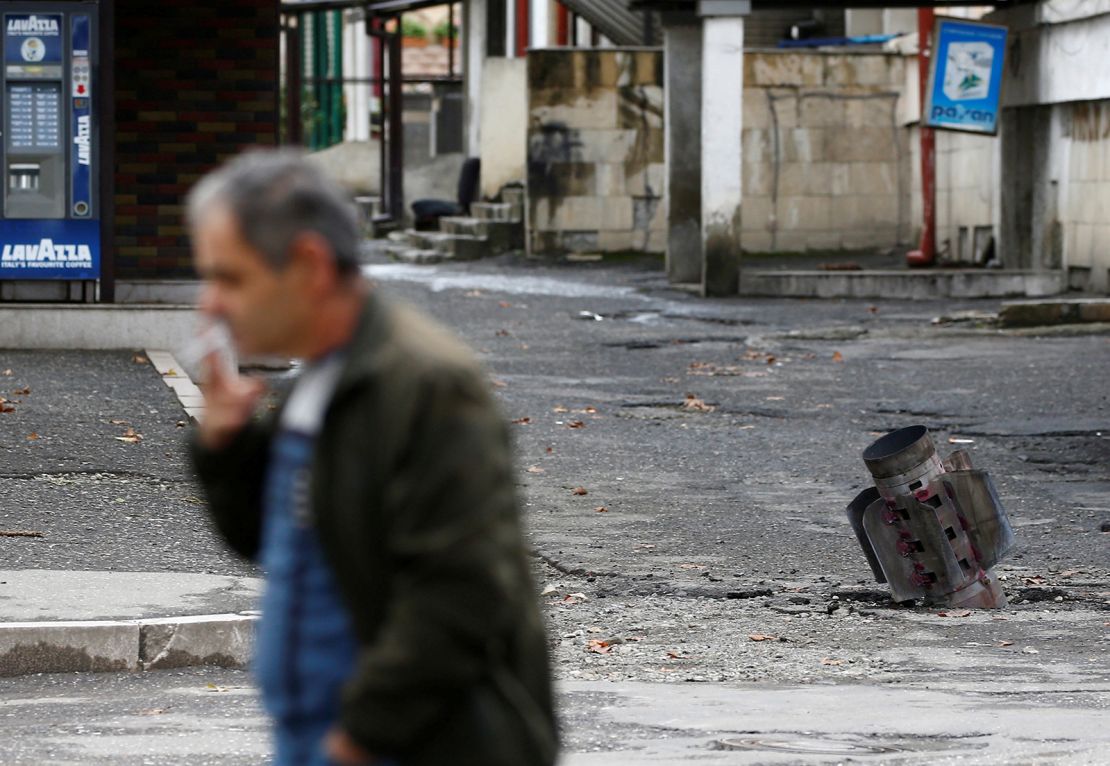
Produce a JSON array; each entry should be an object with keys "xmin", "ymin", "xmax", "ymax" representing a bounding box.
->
[{"xmin": 1, "ymin": 251, "xmax": 1107, "ymax": 763}]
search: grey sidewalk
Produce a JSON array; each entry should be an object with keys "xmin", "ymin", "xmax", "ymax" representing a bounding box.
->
[
  {"xmin": 0, "ymin": 570, "xmax": 260, "ymax": 677},
  {"xmin": 0, "ymin": 348, "xmax": 257, "ymax": 677}
]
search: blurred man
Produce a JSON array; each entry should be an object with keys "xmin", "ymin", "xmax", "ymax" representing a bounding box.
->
[{"xmin": 187, "ymin": 150, "xmax": 556, "ymax": 766}]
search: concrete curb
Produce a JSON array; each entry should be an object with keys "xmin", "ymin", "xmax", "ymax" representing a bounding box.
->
[
  {"xmin": 0, "ymin": 612, "xmax": 257, "ymax": 677},
  {"xmin": 998, "ymin": 298, "xmax": 1110, "ymax": 327},
  {"xmin": 146, "ymin": 348, "xmax": 205, "ymax": 421}
]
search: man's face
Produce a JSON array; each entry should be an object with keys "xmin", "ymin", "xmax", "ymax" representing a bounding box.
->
[{"xmin": 192, "ymin": 205, "xmax": 305, "ymax": 357}]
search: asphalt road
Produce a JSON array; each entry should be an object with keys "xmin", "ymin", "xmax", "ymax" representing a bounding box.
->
[{"xmin": 1, "ymin": 251, "xmax": 1107, "ymax": 763}]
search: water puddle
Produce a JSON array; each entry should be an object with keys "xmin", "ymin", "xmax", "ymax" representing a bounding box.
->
[{"xmin": 364, "ymin": 263, "xmax": 642, "ymax": 300}]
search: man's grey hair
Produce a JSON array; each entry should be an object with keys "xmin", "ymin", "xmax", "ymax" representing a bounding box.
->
[{"xmin": 186, "ymin": 148, "xmax": 360, "ymax": 276}]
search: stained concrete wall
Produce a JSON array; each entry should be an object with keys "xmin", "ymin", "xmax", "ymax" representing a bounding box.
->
[
  {"xmin": 934, "ymin": 130, "xmax": 999, "ymax": 265},
  {"xmin": 526, "ymin": 49, "xmax": 666, "ymax": 255},
  {"xmin": 480, "ymin": 58, "xmax": 528, "ymax": 199},
  {"xmin": 739, "ymin": 52, "xmax": 912, "ymax": 253},
  {"xmin": 525, "ymin": 48, "xmax": 913, "ymax": 257},
  {"xmin": 1062, "ymin": 100, "xmax": 1110, "ymax": 292}
]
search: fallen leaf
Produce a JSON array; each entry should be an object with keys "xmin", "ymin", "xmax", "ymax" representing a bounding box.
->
[
  {"xmin": 938, "ymin": 610, "xmax": 972, "ymax": 618},
  {"xmin": 1, "ymin": 369, "xmax": 10, "ymax": 376},
  {"xmin": 997, "ymin": 640, "xmax": 1014, "ymax": 647},
  {"xmin": 26, "ymin": 432, "xmax": 39, "ymax": 441},
  {"xmin": 1023, "ymin": 575, "xmax": 1047, "ymax": 586},
  {"xmin": 583, "ymin": 406, "xmax": 598, "ymax": 414},
  {"xmin": 545, "ymin": 446, "xmax": 554, "ymax": 454},
  {"xmin": 832, "ymin": 351, "xmax": 844, "ymax": 363},
  {"xmin": 138, "ymin": 708, "xmax": 167, "ymax": 716},
  {"xmin": 511, "ymin": 417, "xmax": 532, "ymax": 425},
  {"xmin": 0, "ymin": 530, "xmax": 44, "ymax": 538},
  {"xmin": 495, "ymin": 329, "xmax": 510, "ymax": 337},
  {"xmin": 552, "ymin": 405, "xmax": 569, "ymax": 413},
  {"xmin": 748, "ymin": 634, "xmax": 777, "ymax": 642},
  {"xmin": 12, "ymin": 386, "xmax": 30, "ymax": 396},
  {"xmin": 666, "ymin": 651, "xmax": 683, "ymax": 659},
  {"xmin": 594, "ymin": 506, "xmax": 608, "ymax": 513},
  {"xmin": 490, "ymin": 378, "xmax": 507, "ymax": 389},
  {"xmin": 540, "ymin": 584, "xmax": 558, "ymax": 596},
  {"xmin": 567, "ymin": 420, "xmax": 586, "ymax": 429},
  {"xmin": 1059, "ymin": 570, "xmax": 1082, "ymax": 579},
  {"xmin": 115, "ymin": 427, "xmax": 143, "ymax": 444},
  {"xmin": 0, "ymin": 402, "xmax": 15, "ymax": 413},
  {"xmin": 682, "ymin": 394, "xmax": 715, "ymax": 412},
  {"xmin": 205, "ymin": 683, "xmax": 230, "ymax": 692},
  {"xmin": 765, "ymin": 396, "xmax": 785, "ymax": 401},
  {"xmin": 526, "ymin": 465, "xmax": 545, "ymax": 474},
  {"xmin": 572, "ymin": 486, "xmax": 588, "ymax": 496},
  {"xmin": 586, "ymin": 639, "xmax": 612, "ymax": 654},
  {"xmin": 176, "ymin": 420, "xmax": 187, "ymax": 428},
  {"xmin": 821, "ymin": 657, "xmax": 844, "ymax": 666},
  {"xmin": 868, "ymin": 305, "xmax": 879, "ymax": 314},
  {"xmin": 498, "ymin": 301, "xmax": 513, "ymax": 309},
  {"xmin": 165, "ymin": 368, "xmax": 179, "ymax": 377},
  {"xmin": 679, "ymin": 563, "xmax": 705, "ymax": 570},
  {"xmin": 109, "ymin": 419, "xmax": 128, "ymax": 425},
  {"xmin": 464, "ymin": 289, "xmax": 483, "ymax": 297},
  {"xmin": 133, "ymin": 355, "xmax": 149, "ymax": 365}
]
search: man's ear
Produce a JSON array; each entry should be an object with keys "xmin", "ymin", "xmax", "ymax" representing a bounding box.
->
[{"xmin": 287, "ymin": 231, "xmax": 339, "ymax": 293}]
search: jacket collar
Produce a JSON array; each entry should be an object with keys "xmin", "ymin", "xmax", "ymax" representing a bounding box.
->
[{"xmin": 330, "ymin": 287, "xmax": 392, "ymax": 401}]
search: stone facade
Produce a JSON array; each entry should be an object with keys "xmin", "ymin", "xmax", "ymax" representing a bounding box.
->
[
  {"xmin": 526, "ymin": 49, "xmax": 666, "ymax": 255},
  {"xmin": 739, "ymin": 52, "xmax": 912, "ymax": 254},
  {"xmin": 1062, "ymin": 100, "xmax": 1110, "ymax": 292},
  {"xmin": 525, "ymin": 49, "xmax": 912, "ymax": 257},
  {"xmin": 933, "ymin": 129, "xmax": 999, "ymax": 265}
]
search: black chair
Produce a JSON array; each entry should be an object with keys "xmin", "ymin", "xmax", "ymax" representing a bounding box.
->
[{"xmin": 411, "ymin": 157, "xmax": 481, "ymax": 230}]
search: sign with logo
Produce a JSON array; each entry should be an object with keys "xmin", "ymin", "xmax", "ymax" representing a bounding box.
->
[
  {"xmin": 4, "ymin": 13, "xmax": 62, "ymax": 66},
  {"xmin": 0, "ymin": 219, "xmax": 99, "ymax": 279},
  {"xmin": 924, "ymin": 19, "xmax": 1007, "ymax": 135}
]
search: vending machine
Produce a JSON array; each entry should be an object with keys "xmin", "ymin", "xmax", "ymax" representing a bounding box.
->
[{"xmin": 0, "ymin": 3, "xmax": 98, "ymax": 288}]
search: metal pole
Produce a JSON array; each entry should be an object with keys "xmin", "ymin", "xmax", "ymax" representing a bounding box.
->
[
  {"xmin": 286, "ymin": 17, "xmax": 303, "ymax": 145},
  {"xmin": 515, "ymin": 0, "xmax": 529, "ymax": 57},
  {"xmin": 908, "ymin": 7, "xmax": 936, "ymax": 268},
  {"xmin": 447, "ymin": 2, "xmax": 455, "ymax": 77},
  {"xmin": 387, "ymin": 29, "xmax": 404, "ymax": 220},
  {"xmin": 374, "ymin": 16, "xmax": 387, "ymax": 206}
]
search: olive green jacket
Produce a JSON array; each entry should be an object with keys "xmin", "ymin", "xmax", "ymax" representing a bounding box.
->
[{"xmin": 191, "ymin": 293, "xmax": 557, "ymax": 765}]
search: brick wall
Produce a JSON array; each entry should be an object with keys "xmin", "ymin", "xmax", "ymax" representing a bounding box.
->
[
  {"xmin": 114, "ymin": 1, "xmax": 279, "ymax": 279},
  {"xmin": 526, "ymin": 49, "xmax": 666, "ymax": 255}
]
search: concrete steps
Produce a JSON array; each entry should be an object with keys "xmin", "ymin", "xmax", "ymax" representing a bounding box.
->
[{"xmin": 384, "ymin": 193, "xmax": 526, "ymax": 265}]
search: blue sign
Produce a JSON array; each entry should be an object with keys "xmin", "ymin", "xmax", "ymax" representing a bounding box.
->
[
  {"xmin": 70, "ymin": 14, "xmax": 92, "ymax": 217},
  {"xmin": 4, "ymin": 13, "xmax": 63, "ymax": 66},
  {"xmin": 924, "ymin": 20, "xmax": 1007, "ymax": 135},
  {"xmin": 0, "ymin": 219, "xmax": 99, "ymax": 280}
]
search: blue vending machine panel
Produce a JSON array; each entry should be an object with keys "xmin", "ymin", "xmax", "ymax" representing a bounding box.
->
[{"xmin": 1, "ymin": 4, "xmax": 99, "ymax": 283}]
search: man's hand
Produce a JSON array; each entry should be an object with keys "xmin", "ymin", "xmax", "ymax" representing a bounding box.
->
[
  {"xmin": 325, "ymin": 727, "xmax": 378, "ymax": 765},
  {"xmin": 197, "ymin": 350, "xmax": 264, "ymax": 450}
]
